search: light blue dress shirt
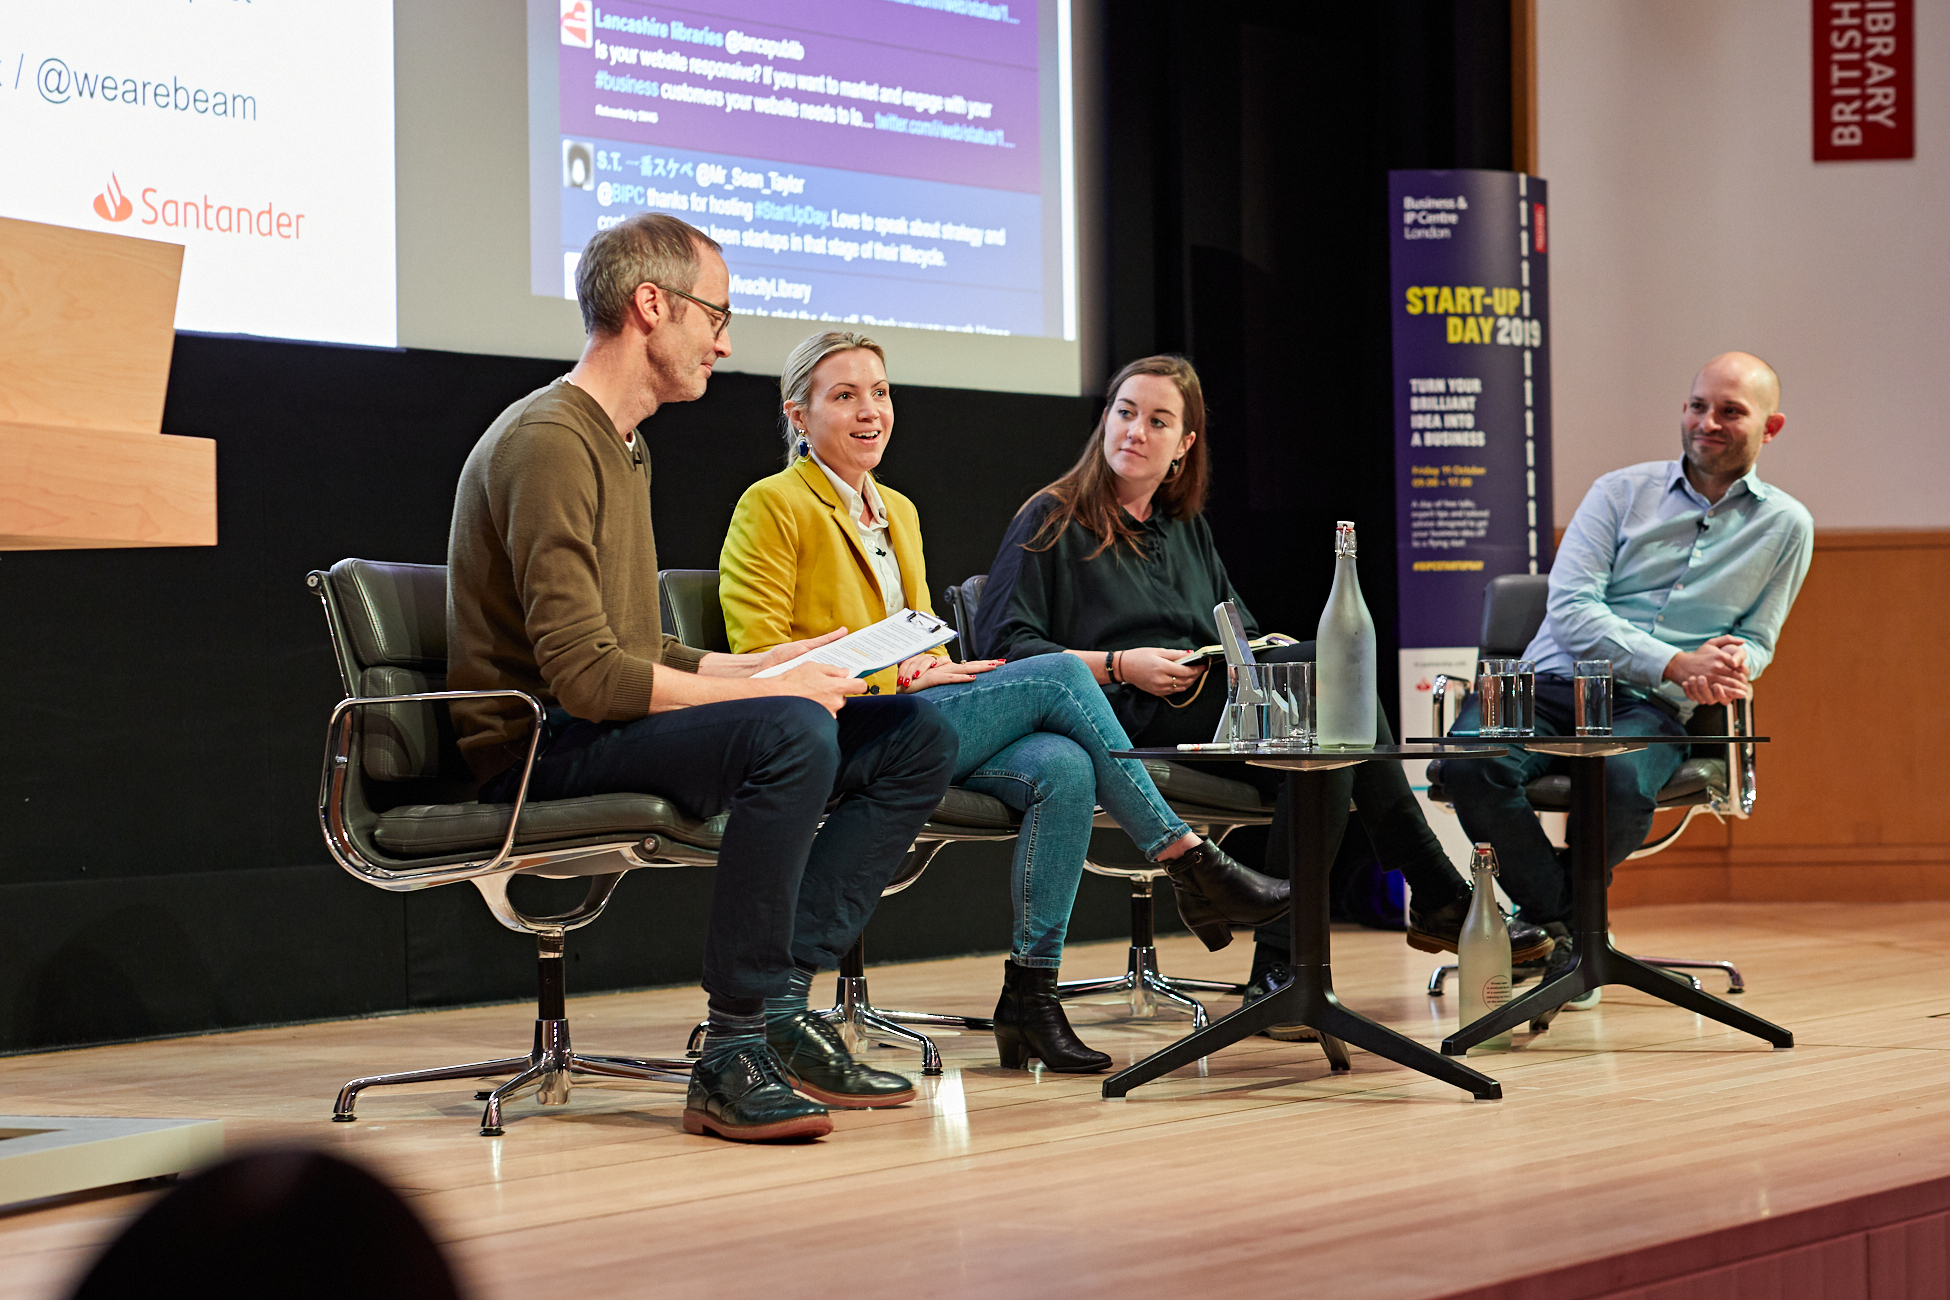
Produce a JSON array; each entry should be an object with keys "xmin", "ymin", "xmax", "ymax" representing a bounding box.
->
[{"xmin": 1525, "ymin": 460, "xmax": 1814, "ymax": 717}]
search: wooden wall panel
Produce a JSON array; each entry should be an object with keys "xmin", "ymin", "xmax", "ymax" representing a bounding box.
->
[
  {"xmin": 0, "ymin": 217, "xmax": 181, "ymax": 437},
  {"xmin": 0, "ymin": 422, "xmax": 217, "ymax": 549},
  {"xmin": 1868, "ymin": 1211, "xmax": 1950, "ymax": 1300},
  {"xmin": 1611, "ymin": 1235, "xmax": 1867, "ymax": 1300},
  {"xmin": 0, "ymin": 216, "xmax": 214, "ymax": 549},
  {"xmin": 1612, "ymin": 530, "xmax": 1950, "ymax": 906},
  {"xmin": 1511, "ymin": 0, "xmax": 1539, "ymax": 174}
]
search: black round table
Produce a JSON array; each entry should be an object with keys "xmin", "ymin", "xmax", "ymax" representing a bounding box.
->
[
  {"xmin": 1408, "ymin": 733, "xmax": 1790, "ymax": 1055},
  {"xmin": 1101, "ymin": 743, "xmax": 1511, "ymax": 1103}
]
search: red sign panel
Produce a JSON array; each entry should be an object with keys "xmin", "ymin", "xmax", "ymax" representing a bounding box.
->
[{"xmin": 1813, "ymin": 0, "xmax": 1913, "ymax": 162}]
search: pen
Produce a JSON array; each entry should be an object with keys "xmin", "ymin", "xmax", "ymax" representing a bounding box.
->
[{"xmin": 1175, "ymin": 743, "xmax": 1241, "ymax": 751}]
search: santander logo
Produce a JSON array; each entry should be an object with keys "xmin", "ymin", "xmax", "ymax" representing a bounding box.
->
[
  {"xmin": 560, "ymin": 0, "xmax": 591, "ymax": 47},
  {"xmin": 92, "ymin": 173, "xmax": 133, "ymax": 222}
]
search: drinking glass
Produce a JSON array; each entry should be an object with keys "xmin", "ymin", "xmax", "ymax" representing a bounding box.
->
[
  {"xmin": 1269, "ymin": 661, "xmax": 1315, "ymax": 749},
  {"xmin": 1218, "ymin": 663, "xmax": 1279, "ymax": 747},
  {"xmin": 1513, "ymin": 659, "xmax": 1536, "ymax": 736},
  {"xmin": 1573, "ymin": 659, "xmax": 1613, "ymax": 736},
  {"xmin": 1476, "ymin": 657, "xmax": 1516, "ymax": 737}
]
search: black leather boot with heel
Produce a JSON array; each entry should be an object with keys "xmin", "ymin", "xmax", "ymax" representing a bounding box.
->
[
  {"xmin": 993, "ymin": 959, "xmax": 1112, "ymax": 1073},
  {"xmin": 1164, "ymin": 838, "xmax": 1291, "ymax": 952}
]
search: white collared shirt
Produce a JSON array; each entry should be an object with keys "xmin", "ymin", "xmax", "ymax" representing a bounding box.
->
[{"xmin": 809, "ymin": 451, "xmax": 905, "ymax": 619}]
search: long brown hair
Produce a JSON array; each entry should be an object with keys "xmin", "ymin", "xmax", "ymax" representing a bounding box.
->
[{"xmin": 1024, "ymin": 354, "xmax": 1210, "ymax": 558}]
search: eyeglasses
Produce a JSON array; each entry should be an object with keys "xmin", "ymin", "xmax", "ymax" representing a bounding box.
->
[{"xmin": 650, "ymin": 283, "xmax": 733, "ymax": 339}]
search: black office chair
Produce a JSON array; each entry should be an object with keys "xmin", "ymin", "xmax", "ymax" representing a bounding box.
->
[
  {"xmin": 943, "ymin": 575, "xmax": 1276, "ymax": 1027},
  {"xmin": 310, "ymin": 559, "xmax": 707, "ymax": 1136},
  {"xmin": 659, "ymin": 569, "xmax": 1020, "ymax": 1075},
  {"xmin": 1423, "ymin": 573, "xmax": 1758, "ymax": 998}
]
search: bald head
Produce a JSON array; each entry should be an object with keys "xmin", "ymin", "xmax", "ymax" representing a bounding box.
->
[
  {"xmin": 1680, "ymin": 351, "xmax": 1786, "ymax": 501},
  {"xmin": 1695, "ymin": 351, "xmax": 1781, "ymax": 416}
]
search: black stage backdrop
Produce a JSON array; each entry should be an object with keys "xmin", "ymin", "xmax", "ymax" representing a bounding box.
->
[{"xmin": 0, "ymin": 0, "xmax": 1516, "ymax": 1051}]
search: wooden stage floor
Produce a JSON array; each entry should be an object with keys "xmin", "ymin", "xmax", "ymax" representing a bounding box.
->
[{"xmin": 2, "ymin": 902, "xmax": 1948, "ymax": 1300}]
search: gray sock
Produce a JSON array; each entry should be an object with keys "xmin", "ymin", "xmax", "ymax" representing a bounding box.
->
[
  {"xmin": 762, "ymin": 965, "xmax": 817, "ymax": 1029},
  {"xmin": 698, "ymin": 994, "xmax": 767, "ymax": 1071}
]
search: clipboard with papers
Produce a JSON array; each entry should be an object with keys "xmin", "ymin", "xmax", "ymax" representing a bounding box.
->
[{"xmin": 751, "ymin": 608, "xmax": 958, "ymax": 680}]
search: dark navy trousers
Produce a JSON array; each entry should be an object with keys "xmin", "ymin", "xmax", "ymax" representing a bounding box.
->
[{"xmin": 484, "ymin": 694, "xmax": 958, "ymax": 1003}]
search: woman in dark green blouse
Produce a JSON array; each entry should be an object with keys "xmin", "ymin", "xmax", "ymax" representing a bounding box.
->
[{"xmin": 971, "ymin": 355, "xmax": 1552, "ymax": 1013}]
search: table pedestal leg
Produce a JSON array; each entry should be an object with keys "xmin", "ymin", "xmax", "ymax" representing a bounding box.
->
[
  {"xmin": 1104, "ymin": 767, "xmax": 1502, "ymax": 1101},
  {"xmin": 1443, "ymin": 752, "xmax": 1792, "ymax": 1054}
]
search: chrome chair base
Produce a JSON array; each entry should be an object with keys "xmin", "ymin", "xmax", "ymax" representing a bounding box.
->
[
  {"xmin": 331, "ymin": 1016, "xmax": 692, "ymax": 1137},
  {"xmin": 1057, "ymin": 876, "xmax": 1247, "ymax": 1029},
  {"xmin": 1058, "ymin": 942, "xmax": 1247, "ymax": 1030},
  {"xmin": 821, "ymin": 974, "xmax": 994, "ymax": 1077},
  {"xmin": 1632, "ymin": 956, "xmax": 1745, "ymax": 994},
  {"xmin": 1426, "ymin": 955, "xmax": 1739, "ymax": 997}
]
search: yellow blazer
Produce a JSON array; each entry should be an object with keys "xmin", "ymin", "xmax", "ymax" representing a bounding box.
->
[{"xmin": 720, "ymin": 457, "xmax": 939, "ymax": 695}]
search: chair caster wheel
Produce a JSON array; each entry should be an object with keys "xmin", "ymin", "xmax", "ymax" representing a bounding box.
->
[
  {"xmin": 331, "ymin": 1113, "xmax": 356, "ymax": 1123},
  {"xmin": 479, "ymin": 1126, "xmax": 504, "ymax": 1137}
]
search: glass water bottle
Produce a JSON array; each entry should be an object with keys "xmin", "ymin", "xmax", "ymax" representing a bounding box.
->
[
  {"xmin": 1458, "ymin": 843, "xmax": 1514, "ymax": 1051},
  {"xmin": 1314, "ymin": 520, "xmax": 1377, "ymax": 747}
]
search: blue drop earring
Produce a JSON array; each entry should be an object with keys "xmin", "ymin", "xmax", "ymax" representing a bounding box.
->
[{"xmin": 796, "ymin": 433, "xmax": 810, "ymax": 459}]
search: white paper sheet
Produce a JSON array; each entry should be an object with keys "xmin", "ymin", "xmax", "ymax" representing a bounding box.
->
[{"xmin": 751, "ymin": 609, "xmax": 958, "ymax": 680}]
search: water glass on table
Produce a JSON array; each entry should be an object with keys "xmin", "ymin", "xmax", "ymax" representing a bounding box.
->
[
  {"xmin": 1514, "ymin": 659, "xmax": 1536, "ymax": 735},
  {"xmin": 1476, "ymin": 658, "xmax": 1516, "ymax": 737},
  {"xmin": 1574, "ymin": 659, "xmax": 1613, "ymax": 735},
  {"xmin": 1219, "ymin": 663, "xmax": 1279, "ymax": 747},
  {"xmin": 1269, "ymin": 660, "xmax": 1315, "ymax": 748}
]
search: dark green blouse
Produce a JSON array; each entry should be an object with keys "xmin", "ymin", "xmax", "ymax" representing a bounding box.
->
[{"xmin": 970, "ymin": 493, "xmax": 1260, "ymax": 735}]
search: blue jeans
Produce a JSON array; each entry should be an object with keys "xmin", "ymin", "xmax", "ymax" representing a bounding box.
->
[
  {"xmin": 1442, "ymin": 677, "xmax": 1685, "ymax": 926},
  {"xmin": 922, "ymin": 654, "xmax": 1192, "ymax": 967},
  {"xmin": 480, "ymin": 695, "xmax": 958, "ymax": 1002}
]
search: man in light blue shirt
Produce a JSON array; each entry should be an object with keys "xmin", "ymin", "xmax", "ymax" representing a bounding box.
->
[{"xmin": 1445, "ymin": 353, "xmax": 1813, "ymax": 969}]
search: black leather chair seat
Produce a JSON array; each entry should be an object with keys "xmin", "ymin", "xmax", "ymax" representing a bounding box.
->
[
  {"xmin": 1139, "ymin": 759, "xmax": 1272, "ymax": 816},
  {"xmin": 1425, "ymin": 756, "xmax": 1725, "ymax": 811},
  {"xmin": 921, "ymin": 785, "xmax": 1019, "ymax": 832},
  {"xmin": 1521, "ymin": 757, "xmax": 1723, "ymax": 811},
  {"xmin": 375, "ymin": 792, "xmax": 728, "ymax": 855},
  {"xmin": 378, "ymin": 783, "xmax": 1023, "ymax": 856}
]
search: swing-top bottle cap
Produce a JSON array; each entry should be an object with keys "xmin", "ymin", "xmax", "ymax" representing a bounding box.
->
[
  {"xmin": 1470, "ymin": 842, "xmax": 1499, "ymax": 876},
  {"xmin": 1334, "ymin": 520, "xmax": 1357, "ymax": 557}
]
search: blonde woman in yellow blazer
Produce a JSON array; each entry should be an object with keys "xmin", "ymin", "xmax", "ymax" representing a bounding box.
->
[
  {"xmin": 719, "ymin": 331, "xmax": 1292, "ymax": 1074},
  {"xmin": 720, "ymin": 455, "xmax": 936, "ymax": 699}
]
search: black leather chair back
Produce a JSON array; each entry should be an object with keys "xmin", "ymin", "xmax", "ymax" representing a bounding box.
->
[
  {"xmin": 1480, "ymin": 573, "xmax": 1550, "ymax": 657},
  {"xmin": 658, "ymin": 569, "xmax": 731, "ymax": 654},
  {"xmin": 941, "ymin": 574, "xmax": 987, "ymax": 661},
  {"xmin": 1478, "ymin": 571, "xmax": 1727, "ymax": 735},
  {"xmin": 321, "ymin": 558, "xmax": 470, "ymax": 784}
]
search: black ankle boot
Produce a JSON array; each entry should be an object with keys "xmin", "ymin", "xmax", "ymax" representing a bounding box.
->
[
  {"xmin": 1169, "ymin": 886, "xmax": 1237, "ymax": 952},
  {"xmin": 993, "ymin": 959, "xmax": 1112, "ymax": 1074},
  {"xmin": 1164, "ymin": 839, "xmax": 1291, "ymax": 949}
]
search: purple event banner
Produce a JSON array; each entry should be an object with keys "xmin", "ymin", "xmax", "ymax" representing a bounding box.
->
[
  {"xmin": 560, "ymin": 0, "xmax": 1042, "ymax": 194},
  {"xmin": 1388, "ymin": 168, "xmax": 1554, "ymax": 651}
]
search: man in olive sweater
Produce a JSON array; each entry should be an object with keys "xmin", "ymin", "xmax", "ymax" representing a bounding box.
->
[{"xmin": 448, "ymin": 214, "xmax": 958, "ymax": 1142}]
